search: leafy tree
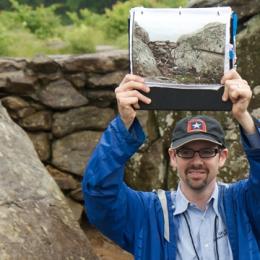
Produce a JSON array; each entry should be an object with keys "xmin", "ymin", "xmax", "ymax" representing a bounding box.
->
[{"xmin": 8, "ymin": 0, "xmax": 62, "ymax": 39}]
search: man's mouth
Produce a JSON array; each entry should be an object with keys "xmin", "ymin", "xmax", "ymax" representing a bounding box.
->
[{"xmin": 186, "ymin": 169, "xmax": 208, "ymax": 179}]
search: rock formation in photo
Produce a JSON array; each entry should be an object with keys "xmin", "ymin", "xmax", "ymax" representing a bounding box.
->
[
  {"xmin": 173, "ymin": 22, "xmax": 226, "ymax": 83},
  {"xmin": 133, "ymin": 21, "xmax": 226, "ymax": 84},
  {"xmin": 132, "ymin": 22, "xmax": 161, "ymax": 78}
]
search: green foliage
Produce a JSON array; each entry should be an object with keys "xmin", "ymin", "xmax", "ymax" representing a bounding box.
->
[
  {"xmin": 0, "ymin": 25, "xmax": 11, "ymax": 56},
  {"xmin": 61, "ymin": 25, "xmax": 100, "ymax": 54},
  {"xmin": 0, "ymin": 0, "xmax": 188, "ymax": 57},
  {"xmin": 114, "ymin": 33, "xmax": 129, "ymax": 49},
  {"xmin": 0, "ymin": 0, "xmax": 124, "ymax": 13},
  {"xmin": 0, "ymin": 28, "xmax": 53, "ymax": 57},
  {"xmin": 9, "ymin": 0, "xmax": 62, "ymax": 39},
  {"xmin": 67, "ymin": 8, "xmax": 105, "ymax": 28}
]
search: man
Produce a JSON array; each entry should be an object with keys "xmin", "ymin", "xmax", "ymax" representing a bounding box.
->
[{"xmin": 82, "ymin": 70, "xmax": 260, "ymax": 260}]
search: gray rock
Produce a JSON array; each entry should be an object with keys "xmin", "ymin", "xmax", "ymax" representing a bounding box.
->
[
  {"xmin": 1, "ymin": 96, "xmax": 36, "ymax": 120},
  {"xmin": 13, "ymin": 107, "xmax": 37, "ymax": 120},
  {"xmin": 52, "ymin": 131, "xmax": 102, "ymax": 176},
  {"xmin": 1, "ymin": 96, "xmax": 30, "ymax": 110},
  {"xmin": 0, "ymin": 71, "xmax": 37, "ymax": 95},
  {"xmin": 125, "ymin": 139, "xmax": 166, "ymax": 191},
  {"xmin": 27, "ymin": 132, "xmax": 51, "ymax": 162},
  {"xmin": 87, "ymin": 71, "xmax": 126, "ymax": 88},
  {"xmin": 52, "ymin": 106, "xmax": 115, "ymax": 138},
  {"xmin": 58, "ymin": 50, "xmax": 128, "ymax": 73},
  {"xmin": 253, "ymin": 85, "xmax": 260, "ymax": 95},
  {"xmin": 66, "ymin": 197, "xmax": 84, "ymax": 222},
  {"xmin": 134, "ymin": 22, "xmax": 150, "ymax": 44},
  {"xmin": 252, "ymin": 108, "xmax": 260, "ymax": 119},
  {"xmin": 237, "ymin": 15, "xmax": 260, "ymax": 86},
  {"xmin": 0, "ymin": 58, "xmax": 27, "ymax": 73},
  {"xmin": 18, "ymin": 110, "xmax": 52, "ymax": 131},
  {"xmin": 132, "ymin": 37, "xmax": 161, "ymax": 77},
  {"xmin": 178, "ymin": 22, "xmax": 225, "ymax": 54},
  {"xmin": 86, "ymin": 90, "xmax": 116, "ymax": 107},
  {"xmin": 46, "ymin": 165, "xmax": 79, "ymax": 191},
  {"xmin": 173, "ymin": 22, "xmax": 225, "ymax": 83},
  {"xmin": 38, "ymin": 79, "xmax": 88, "ymax": 109},
  {"xmin": 251, "ymin": 85, "xmax": 260, "ymax": 110},
  {"xmin": 136, "ymin": 110, "xmax": 159, "ymax": 142},
  {"xmin": 66, "ymin": 72, "xmax": 87, "ymax": 88},
  {"xmin": 28, "ymin": 55, "xmax": 60, "ymax": 74},
  {"xmin": 69, "ymin": 187, "xmax": 84, "ymax": 202},
  {"xmin": 0, "ymin": 103, "xmax": 98, "ymax": 259}
]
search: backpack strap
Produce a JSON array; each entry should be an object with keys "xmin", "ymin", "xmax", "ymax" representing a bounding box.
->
[{"xmin": 156, "ymin": 189, "xmax": 170, "ymax": 242}]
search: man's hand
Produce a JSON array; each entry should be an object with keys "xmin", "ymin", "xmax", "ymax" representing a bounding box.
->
[
  {"xmin": 115, "ymin": 74, "xmax": 151, "ymax": 129},
  {"xmin": 221, "ymin": 69, "xmax": 255, "ymax": 134}
]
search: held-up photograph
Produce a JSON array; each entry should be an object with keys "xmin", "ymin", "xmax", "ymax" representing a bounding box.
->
[{"xmin": 130, "ymin": 7, "xmax": 232, "ymax": 87}]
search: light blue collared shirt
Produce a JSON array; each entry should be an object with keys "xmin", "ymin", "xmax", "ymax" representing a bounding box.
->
[{"xmin": 172, "ymin": 184, "xmax": 233, "ymax": 260}]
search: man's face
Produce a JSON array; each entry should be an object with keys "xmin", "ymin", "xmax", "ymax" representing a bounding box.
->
[{"xmin": 169, "ymin": 140, "xmax": 228, "ymax": 192}]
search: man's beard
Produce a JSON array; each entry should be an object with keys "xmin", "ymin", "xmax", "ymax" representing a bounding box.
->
[{"xmin": 184, "ymin": 165, "xmax": 210, "ymax": 191}]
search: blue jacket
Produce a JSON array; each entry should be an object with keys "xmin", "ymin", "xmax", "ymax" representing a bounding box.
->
[{"xmin": 82, "ymin": 116, "xmax": 260, "ymax": 260}]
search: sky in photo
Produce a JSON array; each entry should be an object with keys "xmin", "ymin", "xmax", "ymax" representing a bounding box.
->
[{"xmin": 133, "ymin": 7, "xmax": 231, "ymax": 42}]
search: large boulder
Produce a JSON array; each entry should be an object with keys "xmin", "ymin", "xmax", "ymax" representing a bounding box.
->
[
  {"xmin": 132, "ymin": 37, "xmax": 161, "ymax": 77},
  {"xmin": 134, "ymin": 22, "xmax": 150, "ymax": 44},
  {"xmin": 0, "ymin": 102, "xmax": 98, "ymax": 259},
  {"xmin": 237, "ymin": 15, "xmax": 260, "ymax": 87},
  {"xmin": 173, "ymin": 22, "xmax": 225, "ymax": 83},
  {"xmin": 132, "ymin": 22, "xmax": 161, "ymax": 77}
]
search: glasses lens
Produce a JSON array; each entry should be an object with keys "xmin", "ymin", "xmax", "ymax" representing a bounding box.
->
[
  {"xmin": 177, "ymin": 149, "xmax": 194, "ymax": 158},
  {"xmin": 177, "ymin": 148, "xmax": 219, "ymax": 158},
  {"xmin": 199, "ymin": 148, "xmax": 217, "ymax": 158}
]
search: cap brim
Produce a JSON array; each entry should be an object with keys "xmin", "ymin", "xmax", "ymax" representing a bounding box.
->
[{"xmin": 171, "ymin": 134, "xmax": 223, "ymax": 149}]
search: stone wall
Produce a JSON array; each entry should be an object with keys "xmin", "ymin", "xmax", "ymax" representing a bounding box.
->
[{"xmin": 0, "ymin": 0, "xmax": 259, "ymax": 223}]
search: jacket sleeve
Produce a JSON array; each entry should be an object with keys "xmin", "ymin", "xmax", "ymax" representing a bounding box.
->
[
  {"xmin": 242, "ymin": 118, "xmax": 260, "ymax": 240},
  {"xmin": 82, "ymin": 115, "xmax": 148, "ymax": 253}
]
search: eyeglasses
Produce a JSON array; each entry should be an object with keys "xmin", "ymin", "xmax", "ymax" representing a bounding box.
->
[{"xmin": 176, "ymin": 148, "xmax": 221, "ymax": 159}]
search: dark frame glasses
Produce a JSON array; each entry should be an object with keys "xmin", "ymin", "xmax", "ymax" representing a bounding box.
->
[{"xmin": 176, "ymin": 147, "xmax": 221, "ymax": 159}]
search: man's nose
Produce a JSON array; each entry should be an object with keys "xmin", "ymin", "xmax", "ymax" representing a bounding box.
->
[{"xmin": 191, "ymin": 151, "xmax": 204, "ymax": 164}]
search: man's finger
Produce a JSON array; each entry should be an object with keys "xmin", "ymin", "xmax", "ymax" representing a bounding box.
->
[
  {"xmin": 221, "ymin": 69, "xmax": 242, "ymax": 84},
  {"xmin": 121, "ymin": 74, "xmax": 144, "ymax": 85},
  {"xmin": 222, "ymin": 79, "xmax": 242, "ymax": 102},
  {"xmin": 118, "ymin": 97, "xmax": 139, "ymax": 107},
  {"xmin": 222, "ymin": 82, "xmax": 229, "ymax": 101},
  {"xmin": 116, "ymin": 81, "xmax": 150, "ymax": 93},
  {"xmin": 117, "ymin": 90, "xmax": 151, "ymax": 104},
  {"xmin": 133, "ymin": 103, "xmax": 140, "ymax": 110}
]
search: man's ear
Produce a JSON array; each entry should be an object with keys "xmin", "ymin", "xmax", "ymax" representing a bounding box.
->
[
  {"xmin": 219, "ymin": 148, "xmax": 228, "ymax": 168},
  {"xmin": 168, "ymin": 148, "xmax": 177, "ymax": 170}
]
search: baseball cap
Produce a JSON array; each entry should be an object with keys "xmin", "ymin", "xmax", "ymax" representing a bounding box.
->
[{"xmin": 171, "ymin": 115, "xmax": 226, "ymax": 149}]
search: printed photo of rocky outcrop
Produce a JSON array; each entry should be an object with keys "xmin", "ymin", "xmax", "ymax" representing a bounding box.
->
[{"xmin": 131, "ymin": 11, "xmax": 227, "ymax": 85}]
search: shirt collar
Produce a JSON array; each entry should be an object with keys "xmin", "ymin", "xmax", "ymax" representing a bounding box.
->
[{"xmin": 173, "ymin": 182, "xmax": 220, "ymax": 216}]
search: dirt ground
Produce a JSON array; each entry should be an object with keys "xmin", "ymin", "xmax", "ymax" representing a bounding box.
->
[{"xmin": 82, "ymin": 220, "xmax": 133, "ymax": 260}]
